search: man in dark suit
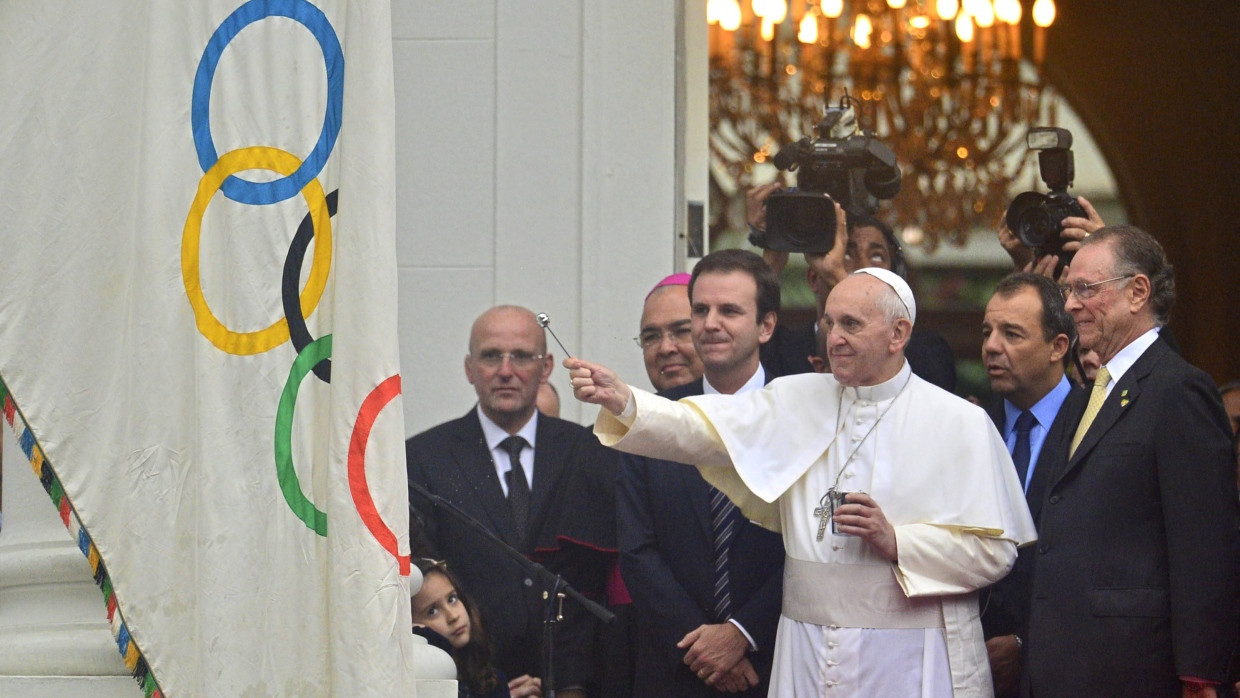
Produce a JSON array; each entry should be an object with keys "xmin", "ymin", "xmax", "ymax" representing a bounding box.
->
[
  {"xmin": 977, "ymin": 272, "xmax": 1080, "ymax": 697},
  {"xmin": 1026, "ymin": 226, "xmax": 1240, "ymax": 696},
  {"xmin": 619, "ymin": 249, "xmax": 785, "ymax": 696},
  {"xmin": 407, "ymin": 305, "xmax": 617, "ymax": 698}
]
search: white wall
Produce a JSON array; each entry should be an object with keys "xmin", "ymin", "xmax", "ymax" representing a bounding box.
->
[{"xmin": 392, "ymin": 1, "xmax": 684, "ymax": 434}]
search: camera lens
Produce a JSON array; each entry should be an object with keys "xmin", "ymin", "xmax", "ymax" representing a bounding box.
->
[
  {"xmin": 765, "ymin": 192, "xmax": 839, "ymax": 253},
  {"xmin": 1016, "ymin": 208, "xmax": 1057, "ymax": 248},
  {"xmin": 1005, "ymin": 191, "xmax": 1053, "ymax": 249},
  {"xmin": 864, "ymin": 165, "xmax": 902, "ymax": 200}
]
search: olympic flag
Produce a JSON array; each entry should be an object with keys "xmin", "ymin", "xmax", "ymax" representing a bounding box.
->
[{"xmin": 0, "ymin": 2, "xmax": 413, "ymax": 695}]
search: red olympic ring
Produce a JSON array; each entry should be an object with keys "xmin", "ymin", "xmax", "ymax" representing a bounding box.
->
[{"xmin": 348, "ymin": 374, "xmax": 410, "ymax": 575}]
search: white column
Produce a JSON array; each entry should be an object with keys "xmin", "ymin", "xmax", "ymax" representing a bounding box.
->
[{"xmin": 0, "ymin": 427, "xmax": 136, "ymax": 696}]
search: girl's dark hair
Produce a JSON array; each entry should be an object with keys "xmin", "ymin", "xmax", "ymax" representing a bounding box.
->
[{"xmin": 413, "ymin": 558, "xmax": 500, "ymax": 695}]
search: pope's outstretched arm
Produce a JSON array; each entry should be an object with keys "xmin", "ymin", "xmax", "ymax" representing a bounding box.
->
[
  {"xmin": 563, "ymin": 357, "xmax": 737, "ymax": 470},
  {"xmin": 564, "ymin": 357, "xmax": 631, "ymax": 416},
  {"xmin": 564, "ymin": 357, "xmax": 785, "ymax": 532}
]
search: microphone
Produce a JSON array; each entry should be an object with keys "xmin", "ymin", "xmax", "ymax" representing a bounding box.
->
[
  {"xmin": 536, "ymin": 312, "xmax": 573, "ymax": 358},
  {"xmin": 407, "ymin": 480, "xmax": 614, "ymax": 625}
]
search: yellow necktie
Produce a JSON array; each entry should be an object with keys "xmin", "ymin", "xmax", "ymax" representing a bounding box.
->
[{"xmin": 1070, "ymin": 366, "xmax": 1111, "ymax": 457}]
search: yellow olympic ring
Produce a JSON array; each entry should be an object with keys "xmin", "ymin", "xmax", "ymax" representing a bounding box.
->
[{"xmin": 182, "ymin": 146, "xmax": 332, "ymax": 355}]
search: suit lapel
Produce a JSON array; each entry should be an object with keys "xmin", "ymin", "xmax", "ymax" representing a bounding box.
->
[
  {"xmin": 527, "ymin": 414, "xmax": 569, "ymax": 545},
  {"xmin": 985, "ymin": 397, "xmax": 1005, "ymax": 433},
  {"xmin": 668, "ymin": 379, "xmax": 715, "ymax": 544},
  {"xmin": 686, "ymin": 466, "xmax": 716, "ymax": 546},
  {"xmin": 1052, "ymin": 339, "xmax": 1166, "ymax": 488},
  {"xmin": 450, "ymin": 411, "xmax": 521, "ymax": 545},
  {"xmin": 1026, "ymin": 386, "xmax": 1080, "ymax": 520}
]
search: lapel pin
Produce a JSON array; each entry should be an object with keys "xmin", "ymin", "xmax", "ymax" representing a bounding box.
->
[{"xmin": 1120, "ymin": 389, "xmax": 1130, "ymax": 407}]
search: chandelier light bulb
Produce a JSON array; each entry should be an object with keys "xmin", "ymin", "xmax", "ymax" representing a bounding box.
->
[
  {"xmin": 937, "ymin": 0, "xmax": 960, "ymax": 21},
  {"xmin": 974, "ymin": 1, "xmax": 996, "ymax": 27},
  {"xmin": 823, "ymin": 0, "xmax": 844, "ymax": 19},
  {"xmin": 994, "ymin": 0, "xmax": 1022, "ymax": 24},
  {"xmin": 770, "ymin": 0, "xmax": 789, "ymax": 24},
  {"xmin": 799, "ymin": 12, "xmax": 819, "ymax": 43},
  {"xmin": 720, "ymin": 0, "xmax": 742, "ymax": 30},
  {"xmin": 1032, "ymin": 0, "xmax": 1056, "ymax": 27},
  {"xmin": 707, "ymin": 0, "xmax": 723, "ymax": 24},
  {"xmin": 955, "ymin": 13, "xmax": 975, "ymax": 42},
  {"xmin": 888, "ymin": 0, "xmax": 909, "ymax": 9},
  {"xmin": 901, "ymin": 225, "xmax": 926, "ymax": 246},
  {"xmin": 752, "ymin": 0, "xmax": 788, "ymax": 23},
  {"xmin": 853, "ymin": 14, "xmax": 874, "ymax": 49},
  {"xmin": 761, "ymin": 16, "xmax": 776, "ymax": 41}
]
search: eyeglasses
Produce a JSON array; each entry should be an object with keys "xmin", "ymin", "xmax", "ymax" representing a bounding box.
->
[
  {"xmin": 1059, "ymin": 274, "xmax": 1134, "ymax": 301},
  {"xmin": 634, "ymin": 324, "xmax": 693, "ymax": 349},
  {"xmin": 473, "ymin": 351, "xmax": 545, "ymax": 369}
]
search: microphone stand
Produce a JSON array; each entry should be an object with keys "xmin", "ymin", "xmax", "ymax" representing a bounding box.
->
[{"xmin": 408, "ymin": 481, "xmax": 614, "ymax": 698}]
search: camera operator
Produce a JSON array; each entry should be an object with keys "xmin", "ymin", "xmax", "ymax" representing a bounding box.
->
[{"xmin": 748, "ymin": 182, "xmax": 957, "ymax": 391}]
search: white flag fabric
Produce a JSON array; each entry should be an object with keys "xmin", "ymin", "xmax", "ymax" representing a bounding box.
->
[{"xmin": 0, "ymin": 2, "xmax": 413, "ymax": 695}]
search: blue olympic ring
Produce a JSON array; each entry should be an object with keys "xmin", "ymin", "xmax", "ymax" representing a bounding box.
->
[{"xmin": 192, "ymin": 0, "xmax": 343, "ymax": 205}]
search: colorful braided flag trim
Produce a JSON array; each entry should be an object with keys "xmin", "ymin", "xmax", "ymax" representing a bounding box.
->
[{"xmin": 0, "ymin": 376, "xmax": 164, "ymax": 698}]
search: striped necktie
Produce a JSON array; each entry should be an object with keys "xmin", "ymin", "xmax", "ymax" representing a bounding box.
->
[
  {"xmin": 709, "ymin": 487, "xmax": 737, "ymax": 622},
  {"xmin": 1070, "ymin": 366, "xmax": 1111, "ymax": 458}
]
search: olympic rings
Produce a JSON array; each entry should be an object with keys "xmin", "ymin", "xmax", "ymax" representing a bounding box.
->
[
  {"xmin": 274, "ymin": 335, "xmax": 333, "ymax": 536},
  {"xmin": 192, "ymin": 0, "xmax": 344, "ymax": 205},
  {"xmin": 189, "ymin": 4, "xmax": 410, "ymax": 577},
  {"xmin": 348, "ymin": 375, "xmax": 410, "ymax": 574},
  {"xmin": 182, "ymin": 145, "xmax": 332, "ymax": 356},
  {"xmin": 284, "ymin": 189, "xmax": 337, "ymax": 383}
]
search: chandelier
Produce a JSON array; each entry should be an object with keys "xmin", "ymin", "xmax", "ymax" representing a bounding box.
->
[{"xmin": 708, "ymin": 0, "xmax": 1060, "ymax": 249}]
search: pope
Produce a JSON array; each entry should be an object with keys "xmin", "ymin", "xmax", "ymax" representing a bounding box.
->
[{"xmin": 567, "ymin": 268, "xmax": 1036, "ymax": 697}]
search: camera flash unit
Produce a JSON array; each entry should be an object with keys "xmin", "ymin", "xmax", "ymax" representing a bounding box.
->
[{"xmin": 1027, "ymin": 127, "xmax": 1073, "ymax": 151}]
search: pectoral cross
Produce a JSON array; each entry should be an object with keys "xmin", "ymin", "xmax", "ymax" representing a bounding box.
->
[{"xmin": 813, "ymin": 503, "xmax": 832, "ymax": 542}]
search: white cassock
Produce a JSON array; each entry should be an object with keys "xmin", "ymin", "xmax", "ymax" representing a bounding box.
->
[{"xmin": 596, "ymin": 362, "xmax": 1037, "ymax": 698}]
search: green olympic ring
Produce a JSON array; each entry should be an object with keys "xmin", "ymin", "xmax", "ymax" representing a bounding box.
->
[{"xmin": 274, "ymin": 334, "xmax": 333, "ymax": 535}]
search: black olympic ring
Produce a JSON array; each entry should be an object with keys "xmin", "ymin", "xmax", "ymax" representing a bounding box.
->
[{"xmin": 283, "ymin": 188, "xmax": 337, "ymax": 383}]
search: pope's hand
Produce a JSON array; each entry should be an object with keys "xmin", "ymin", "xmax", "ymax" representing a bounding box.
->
[
  {"xmin": 564, "ymin": 358, "xmax": 631, "ymax": 416},
  {"xmin": 832, "ymin": 493, "xmax": 898, "ymax": 561}
]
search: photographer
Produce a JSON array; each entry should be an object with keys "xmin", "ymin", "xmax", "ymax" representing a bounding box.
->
[
  {"xmin": 998, "ymin": 127, "xmax": 1109, "ymax": 284},
  {"xmin": 997, "ymin": 194, "xmax": 1104, "ymax": 280},
  {"xmin": 748, "ymin": 182, "xmax": 957, "ymax": 391}
]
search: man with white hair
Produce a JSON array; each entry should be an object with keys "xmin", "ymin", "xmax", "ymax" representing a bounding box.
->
[{"xmin": 566, "ymin": 268, "xmax": 1036, "ymax": 697}]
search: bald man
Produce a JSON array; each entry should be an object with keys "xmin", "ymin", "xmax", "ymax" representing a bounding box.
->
[{"xmin": 407, "ymin": 306, "xmax": 618, "ymax": 697}]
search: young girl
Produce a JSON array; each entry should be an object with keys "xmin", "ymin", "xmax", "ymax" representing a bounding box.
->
[{"xmin": 412, "ymin": 558, "xmax": 542, "ymax": 698}]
